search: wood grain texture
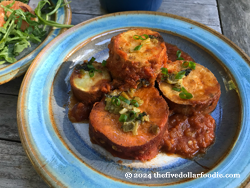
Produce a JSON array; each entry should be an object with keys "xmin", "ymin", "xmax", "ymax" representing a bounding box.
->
[
  {"xmin": 71, "ymin": 13, "xmax": 221, "ymax": 33},
  {"xmin": 164, "ymin": 0, "xmax": 216, "ymax": 5},
  {"xmin": 71, "ymin": 13, "xmax": 98, "ymax": 25},
  {"xmin": 71, "ymin": 0, "xmax": 220, "ymax": 28},
  {"xmin": 158, "ymin": 2, "xmax": 220, "ymax": 26},
  {"xmin": 0, "ymin": 94, "xmax": 20, "ymax": 141},
  {"xmin": 0, "ymin": 140, "xmax": 48, "ymax": 188},
  {"xmin": 0, "ymin": 75, "xmax": 24, "ymax": 96},
  {"xmin": 70, "ymin": 0, "xmax": 105, "ymax": 15},
  {"xmin": 246, "ymin": 182, "xmax": 250, "ymax": 188},
  {"xmin": 217, "ymin": 0, "xmax": 250, "ymax": 57}
]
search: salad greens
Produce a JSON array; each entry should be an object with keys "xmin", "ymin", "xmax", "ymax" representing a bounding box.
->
[{"xmin": 0, "ymin": 0, "xmax": 73, "ymax": 64}]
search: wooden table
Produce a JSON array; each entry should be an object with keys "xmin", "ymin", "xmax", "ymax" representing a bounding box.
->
[{"xmin": 0, "ymin": 0, "xmax": 249, "ymax": 187}]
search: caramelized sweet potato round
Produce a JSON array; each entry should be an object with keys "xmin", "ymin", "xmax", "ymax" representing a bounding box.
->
[
  {"xmin": 89, "ymin": 87, "xmax": 169, "ymax": 161},
  {"xmin": 107, "ymin": 29, "xmax": 167, "ymax": 90},
  {"xmin": 158, "ymin": 61, "xmax": 221, "ymax": 115},
  {"xmin": 70, "ymin": 62, "xmax": 111, "ymax": 104}
]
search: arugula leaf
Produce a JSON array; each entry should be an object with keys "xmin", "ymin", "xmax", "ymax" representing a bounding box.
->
[
  {"xmin": 0, "ymin": 0, "xmax": 73, "ymax": 64},
  {"xmin": 0, "ymin": 46, "xmax": 16, "ymax": 63},
  {"xmin": 0, "ymin": 27, "xmax": 6, "ymax": 34},
  {"xmin": 35, "ymin": 0, "xmax": 73, "ymax": 28},
  {"xmin": 14, "ymin": 40, "xmax": 30, "ymax": 55},
  {"xmin": 47, "ymin": 0, "xmax": 62, "ymax": 16},
  {"xmin": 0, "ymin": 42, "xmax": 5, "ymax": 51}
]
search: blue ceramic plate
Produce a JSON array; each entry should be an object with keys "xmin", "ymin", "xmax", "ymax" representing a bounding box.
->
[
  {"xmin": 0, "ymin": 0, "xmax": 71, "ymax": 84},
  {"xmin": 17, "ymin": 12, "xmax": 250, "ymax": 187}
]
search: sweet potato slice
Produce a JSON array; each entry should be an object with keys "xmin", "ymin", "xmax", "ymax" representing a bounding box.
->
[
  {"xmin": 158, "ymin": 61, "xmax": 221, "ymax": 115},
  {"xmin": 70, "ymin": 62, "xmax": 111, "ymax": 104},
  {"xmin": 89, "ymin": 87, "xmax": 169, "ymax": 161},
  {"xmin": 106, "ymin": 29, "xmax": 167, "ymax": 90}
]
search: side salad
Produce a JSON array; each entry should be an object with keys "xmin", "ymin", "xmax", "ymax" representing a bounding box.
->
[{"xmin": 0, "ymin": 0, "xmax": 73, "ymax": 64}]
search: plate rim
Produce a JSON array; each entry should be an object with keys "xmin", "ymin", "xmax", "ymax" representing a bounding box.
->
[{"xmin": 17, "ymin": 11, "xmax": 250, "ymax": 187}]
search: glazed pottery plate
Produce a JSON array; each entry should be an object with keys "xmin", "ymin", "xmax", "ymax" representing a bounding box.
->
[
  {"xmin": 0, "ymin": 0, "xmax": 72, "ymax": 84},
  {"xmin": 17, "ymin": 12, "xmax": 250, "ymax": 187}
]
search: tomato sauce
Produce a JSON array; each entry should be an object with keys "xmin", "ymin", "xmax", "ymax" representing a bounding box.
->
[
  {"xmin": 162, "ymin": 113, "xmax": 215, "ymax": 158},
  {"xmin": 165, "ymin": 43, "xmax": 194, "ymax": 62},
  {"xmin": 68, "ymin": 93, "xmax": 92, "ymax": 123}
]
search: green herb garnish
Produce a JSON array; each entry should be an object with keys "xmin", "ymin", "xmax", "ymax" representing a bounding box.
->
[
  {"xmin": 228, "ymin": 80, "xmax": 237, "ymax": 90},
  {"xmin": 176, "ymin": 50, "xmax": 184, "ymax": 60},
  {"xmin": 172, "ymin": 87, "xmax": 181, "ymax": 92},
  {"xmin": 161, "ymin": 67, "xmax": 169, "ymax": 80},
  {"xmin": 89, "ymin": 70, "xmax": 95, "ymax": 78},
  {"xmin": 77, "ymin": 57, "xmax": 101, "ymax": 77},
  {"xmin": 119, "ymin": 114, "xmax": 128, "ymax": 122},
  {"xmin": 175, "ymin": 70, "xmax": 186, "ymax": 79},
  {"xmin": 111, "ymin": 97, "xmax": 121, "ymax": 106},
  {"xmin": 182, "ymin": 61, "xmax": 189, "ymax": 68},
  {"xmin": 118, "ymin": 95, "xmax": 130, "ymax": 105},
  {"xmin": 133, "ymin": 34, "xmax": 149, "ymax": 40},
  {"xmin": 134, "ymin": 45, "xmax": 143, "ymax": 51},
  {"xmin": 85, "ymin": 57, "xmax": 101, "ymax": 77},
  {"xmin": 137, "ymin": 112, "xmax": 147, "ymax": 120},
  {"xmin": 89, "ymin": 57, "xmax": 95, "ymax": 64},
  {"xmin": 182, "ymin": 61, "xmax": 196, "ymax": 70},
  {"xmin": 179, "ymin": 87, "xmax": 193, "ymax": 99},
  {"xmin": 130, "ymin": 99, "xmax": 139, "ymax": 107},
  {"xmin": 102, "ymin": 60, "xmax": 107, "ymax": 66},
  {"xmin": 161, "ymin": 67, "xmax": 168, "ymax": 75},
  {"xmin": 189, "ymin": 61, "xmax": 196, "ymax": 70},
  {"xmin": 128, "ymin": 111, "xmax": 136, "ymax": 121}
]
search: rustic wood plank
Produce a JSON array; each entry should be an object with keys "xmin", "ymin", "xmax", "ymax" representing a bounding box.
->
[
  {"xmin": 72, "ymin": 13, "xmax": 221, "ymax": 33},
  {"xmin": 70, "ymin": 0, "xmax": 105, "ymax": 15},
  {"xmin": 0, "ymin": 140, "xmax": 48, "ymax": 188},
  {"xmin": 164, "ymin": 0, "xmax": 216, "ymax": 5},
  {"xmin": 246, "ymin": 182, "xmax": 250, "ymax": 187},
  {"xmin": 0, "ymin": 75, "xmax": 23, "ymax": 96},
  {"xmin": 71, "ymin": 13, "xmax": 98, "ymax": 25},
  {"xmin": 71, "ymin": 0, "xmax": 220, "ymax": 27},
  {"xmin": 208, "ymin": 25, "xmax": 221, "ymax": 33},
  {"xmin": 217, "ymin": 0, "xmax": 250, "ymax": 57},
  {"xmin": 0, "ymin": 94, "xmax": 20, "ymax": 141},
  {"xmin": 158, "ymin": 2, "xmax": 220, "ymax": 26}
]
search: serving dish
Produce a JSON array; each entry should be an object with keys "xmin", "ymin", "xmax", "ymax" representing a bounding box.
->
[
  {"xmin": 0, "ymin": 0, "xmax": 72, "ymax": 84},
  {"xmin": 17, "ymin": 12, "xmax": 250, "ymax": 187}
]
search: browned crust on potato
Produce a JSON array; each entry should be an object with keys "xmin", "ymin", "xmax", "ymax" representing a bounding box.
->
[
  {"xmin": 164, "ymin": 92, "xmax": 220, "ymax": 115},
  {"xmin": 70, "ymin": 62, "xmax": 111, "ymax": 104},
  {"xmin": 158, "ymin": 61, "xmax": 221, "ymax": 115},
  {"xmin": 89, "ymin": 87, "xmax": 169, "ymax": 161},
  {"xmin": 107, "ymin": 29, "xmax": 167, "ymax": 90}
]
